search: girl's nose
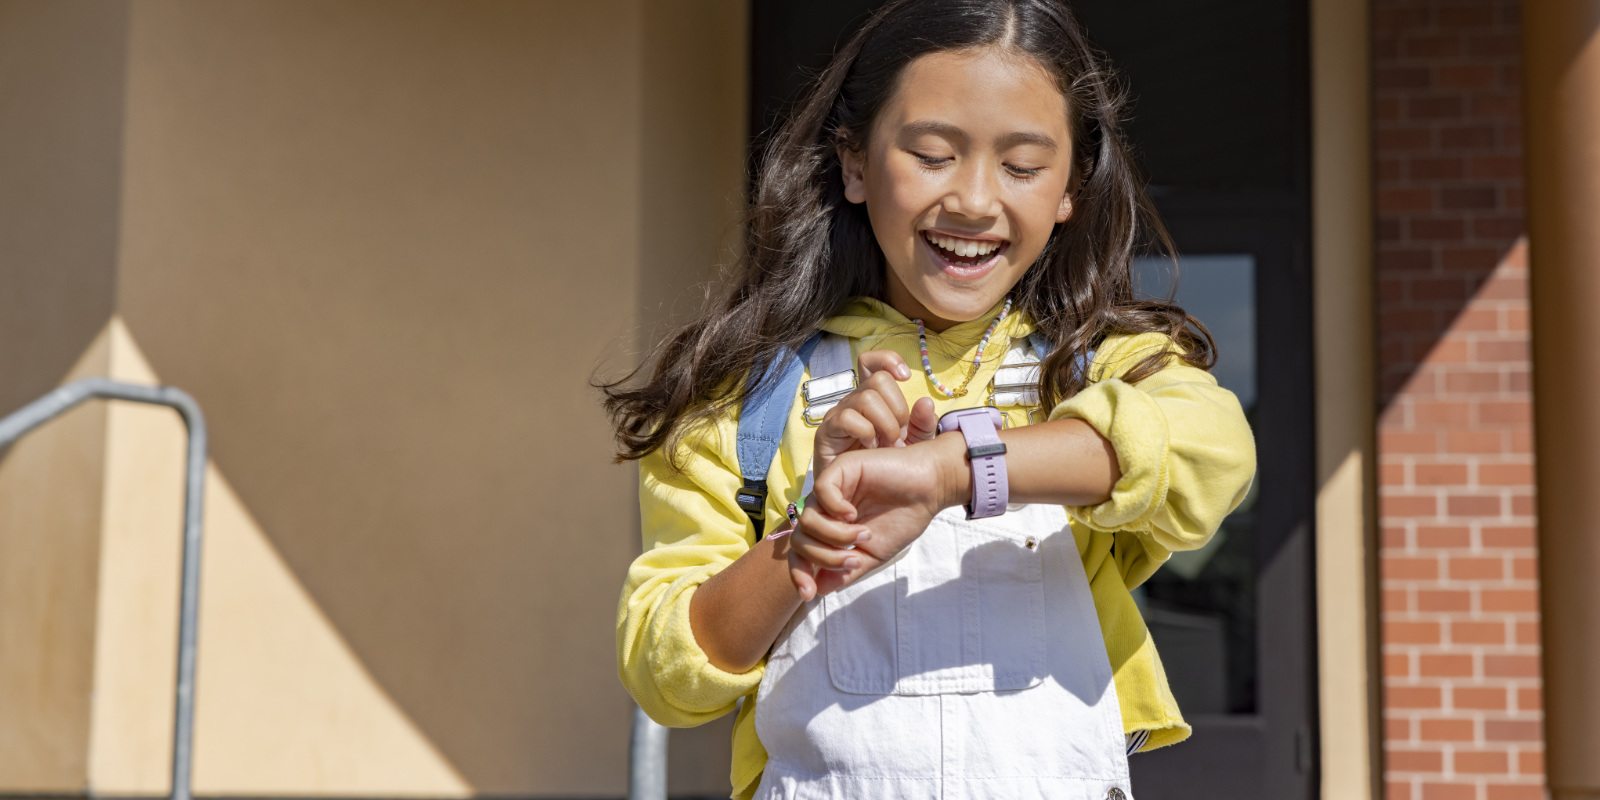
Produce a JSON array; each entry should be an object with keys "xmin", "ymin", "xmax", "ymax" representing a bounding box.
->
[{"xmin": 944, "ymin": 158, "xmax": 1002, "ymax": 219}]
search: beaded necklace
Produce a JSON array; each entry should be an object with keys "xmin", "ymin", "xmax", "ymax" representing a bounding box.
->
[{"xmin": 914, "ymin": 297, "xmax": 1012, "ymax": 399}]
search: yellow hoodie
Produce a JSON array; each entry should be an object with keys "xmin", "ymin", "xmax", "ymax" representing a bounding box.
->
[{"xmin": 617, "ymin": 297, "xmax": 1256, "ymax": 799}]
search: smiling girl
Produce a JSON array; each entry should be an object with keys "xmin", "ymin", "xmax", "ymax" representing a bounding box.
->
[{"xmin": 605, "ymin": 1, "xmax": 1255, "ymax": 798}]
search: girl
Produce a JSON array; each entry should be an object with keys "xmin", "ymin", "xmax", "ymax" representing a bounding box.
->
[{"xmin": 605, "ymin": 1, "xmax": 1255, "ymax": 797}]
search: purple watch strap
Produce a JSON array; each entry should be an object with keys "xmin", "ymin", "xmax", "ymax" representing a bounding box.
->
[{"xmin": 938, "ymin": 408, "xmax": 1008, "ymax": 519}]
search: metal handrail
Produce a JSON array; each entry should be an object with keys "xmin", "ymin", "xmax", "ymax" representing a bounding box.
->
[
  {"xmin": 629, "ymin": 705, "xmax": 669, "ymax": 800},
  {"xmin": 0, "ymin": 378, "xmax": 206, "ymax": 800}
]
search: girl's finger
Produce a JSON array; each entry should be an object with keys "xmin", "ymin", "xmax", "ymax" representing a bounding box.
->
[
  {"xmin": 842, "ymin": 387, "xmax": 903, "ymax": 449},
  {"xmin": 858, "ymin": 349, "xmax": 912, "ymax": 381},
  {"xmin": 787, "ymin": 549, "xmax": 818, "ymax": 602},
  {"xmin": 798, "ymin": 504, "xmax": 870, "ymax": 548},
  {"xmin": 789, "ymin": 528, "xmax": 864, "ymax": 571},
  {"xmin": 906, "ymin": 396, "xmax": 939, "ymax": 443},
  {"xmin": 861, "ymin": 370, "xmax": 912, "ymax": 423},
  {"xmin": 821, "ymin": 407, "xmax": 878, "ymax": 452},
  {"xmin": 810, "ymin": 464, "xmax": 859, "ymax": 521}
]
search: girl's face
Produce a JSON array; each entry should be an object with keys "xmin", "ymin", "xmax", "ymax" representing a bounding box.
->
[{"xmin": 840, "ymin": 48, "xmax": 1076, "ymax": 331}]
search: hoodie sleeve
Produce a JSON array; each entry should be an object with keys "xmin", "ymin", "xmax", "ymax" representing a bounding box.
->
[
  {"xmin": 617, "ymin": 419, "xmax": 765, "ymax": 727},
  {"xmin": 1045, "ymin": 332, "xmax": 1257, "ymax": 587}
]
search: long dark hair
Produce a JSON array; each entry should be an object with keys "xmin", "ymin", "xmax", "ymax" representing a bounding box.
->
[{"xmin": 601, "ymin": 0, "xmax": 1213, "ymax": 463}]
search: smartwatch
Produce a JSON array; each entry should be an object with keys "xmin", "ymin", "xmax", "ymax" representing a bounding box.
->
[{"xmin": 937, "ymin": 407, "xmax": 1008, "ymax": 519}]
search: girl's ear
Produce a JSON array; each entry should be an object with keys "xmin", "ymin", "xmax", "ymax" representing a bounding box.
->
[
  {"xmin": 837, "ymin": 139, "xmax": 868, "ymax": 205},
  {"xmin": 1055, "ymin": 190, "xmax": 1075, "ymax": 224}
]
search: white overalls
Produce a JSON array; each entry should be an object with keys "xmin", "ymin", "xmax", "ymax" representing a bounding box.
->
[{"xmin": 753, "ymin": 502, "xmax": 1133, "ymax": 800}]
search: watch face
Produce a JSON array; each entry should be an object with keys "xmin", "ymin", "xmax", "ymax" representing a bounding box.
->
[{"xmin": 937, "ymin": 406, "xmax": 1005, "ymax": 434}]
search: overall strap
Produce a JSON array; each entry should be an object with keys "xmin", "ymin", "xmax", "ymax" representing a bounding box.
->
[
  {"xmin": 735, "ymin": 333, "xmax": 823, "ymax": 538},
  {"xmin": 801, "ymin": 334, "xmax": 856, "ymax": 425}
]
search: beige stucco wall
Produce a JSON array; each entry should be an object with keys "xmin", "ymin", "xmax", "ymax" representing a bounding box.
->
[{"xmin": 0, "ymin": 0, "xmax": 746, "ymax": 795}]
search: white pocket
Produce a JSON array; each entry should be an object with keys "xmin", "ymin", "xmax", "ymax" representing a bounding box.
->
[{"xmin": 823, "ymin": 510, "xmax": 1046, "ymax": 696}]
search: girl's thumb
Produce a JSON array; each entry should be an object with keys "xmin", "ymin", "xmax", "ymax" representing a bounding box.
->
[{"xmin": 907, "ymin": 397, "xmax": 938, "ymax": 443}]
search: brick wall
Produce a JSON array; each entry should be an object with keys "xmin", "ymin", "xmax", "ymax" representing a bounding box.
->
[{"xmin": 1373, "ymin": 2, "xmax": 1544, "ymax": 799}]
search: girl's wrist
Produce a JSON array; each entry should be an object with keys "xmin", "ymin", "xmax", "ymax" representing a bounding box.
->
[{"xmin": 928, "ymin": 430, "xmax": 973, "ymax": 511}]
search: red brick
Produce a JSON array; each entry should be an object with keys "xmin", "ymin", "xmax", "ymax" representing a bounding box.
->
[
  {"xmin": 1421, "ymin": 782, "xmax": 1475, "ymax": 800},
  {"xmin": 1382, "ymin": 188, "xmax": 1438, "ymax": 214},
  {"xmin": 1387, "ymin": 621, "xmax": 1444, "ymax": 645},
  {"xmin": 1480, "ymin": 401, "xmax": 1531, "ymax": 425},
  {"xmin": 1441, "ymin": 246, "xmax": 1503, "ymax": 271},
  {"xmin": 1381, "ymin": 247, "xmax": 1437, "ymax": 271},
  {"xmin": 1504, "ymin": 123, "xmax": 1524, "ymax": 150},
  {"xmin": 1413, "ymin": 277, "xmax": 1471, "ymax": 302},
  {"xmin": 1447, "ymin": 494, "xmax": 1503, "ymax": 517},
  {"xmin": 1416, "ymin": 464, "xmax": 1469, "ymax": 486},
  {"xmin": 1477, "ymin": 340, "xmax": 1528, "ymax": 362},
  {"xmin": 1443, "ymin": 186, "xmax": 1499, "ymax": 210},
  {"xmin": 1471, "ymin": 93, "xmax": 1522, "ymax": 119},
  {"xmin": 1510, "ymin": 492, "xmax": 1536, "ymax": 517},
  {"xmin": 1388, "ymin": 716, "xmax": 1414, "ymax": 741},
  {"xmin": 1469, "ymin": 154, "xmax": 1523, "ymax": 179},
  {"xmin": 1517, "ymin": 750, "xmax": 1544, "ymax": 775},
  {"xmin": 1483, "ymin": 590, "xmax": 1539, "ymax": 613},
  {"xmin": 1512, "ymin": 556, "xmax": 1537, "ymax": 580},
  {"xmin": 1379, "ymin": 66, "xmax": 1435, "ymax": 89},
  {"xmin": 1439, "ymin": 64, "xmax": 1498, "ymax": 89},
  {"xmin": 1446, "ymin": 430, "xmax": 1503, "ymax": 454},
  {"xmin": 1485, "ymin": 786, "xmax": 1545, "ymax": 800},
  {"xmin": 1480, "ymin": 463, "xmax": 1534, "ymax": 486},
  {"xmin": 1405, "ymin": 35, "xmax": 1464, "ymax": 59},
  {"xmin": 1380, "ymin": 126, "xmax": 1436, "ymax": 151},
  {"xmin": 1473, "ymin": 215, "xmax": 1526, "ymax": 240},
  {"xmin": 1384, "ymin": 430, "xmax": 1442, "ymax": 455},
  {"xmin": 1505, "ymin": 186, "xmax": 1526, "ymax": 210},
  {"xmin": 1414, "ymin": 400, "xmax": 1473, "ymax": 425},
  {"xmin": 1385, "ymin": 588, "xmax": 1413, "ymax": 613},
  {"xmin": 1515, "ymin": 621, "xmax": 1541, "ymax": 647},
  {"xmin": 1419, "ymin": 525, "xmax": 1473, "ymax": 548},
  {"xmin": 1477, "ymin": 270, "xmax": 1528, "ymax": 300},
  {"xmin": 1484, "ymin": 720, "xmax": 1543, "ymax": 742},
  {"xmin": 1386, "ymin": 652, "xmax": 1414, "ymax": 679},
  {"xmin": 1453, "ymin": 621, "xmax": 1508, "ymax": 645},
  {"xmin": 1386, "ymin": 493, "xmax": 1441, "ymax": 517},
  {"xmin": 1390, "ymin": 781, "xmax": 1415, "ymax": 800},
  {"xmin": 1383, "ymin": 308, "xmax": 1442, "ymax": 334},
  {"xmin": 1420, "ymin": 653, "xmax": 1475, "ymax": 677},
  {"xmin": 1454, "ymin": 687, "xmax": 1509, "ymax": 710},
  {"xmin": 1444, "ymin": 369, "xmax": 1503, "ymax": 394},
  {"xmin": 1387, "ymin": 556, "xmax": 1442, "ymax": 581},
  {"xmin": 1378, "ymin": 97, "xmax": 1404, "ymax": 123},
  {"xmin": 1516, "ymin": 687, "xmax": 1542, "ymax": 713},
  {"xmin": 1420, "ymin": 719, "xmax": 1477, "ymax": 742},
  {"xmin": 1503, "ymin": 307, "xmax": 1529, "ymax": 332},
  {"xmin": 1484, "ymin": 655, "xmax": 1541, "ymax": 679},
  {"xmin": 1418, "ymin": 590, "xmax": 1473, "ymax": 613},
  {"xmin": 1388, "ymin": 685, "xmax": 1445, "ymax": 709},
  {"xmin": 1438, "ymin": 6, "xmax": 1496, "ymax": 28},
  {"xmin": 1410, "ymin": 155, "xmax": 1466, "ymax": 180},
  {"xmin": 1449, "ymin": 556, "xmax": 1505, "ymax": 580},
  {"xmin": 1481, "ymin": 525, "xmax": 1534, "ymax": 548},
  {"xmin": 1455, "ymin": 749, "xmax": 1510, "ymax": 773},
  {"xmin": 1390, "ymin": 748, "xmax": 1446, "ymax": 772},
  {"xmin": 1383, "ymin": 461, "xmax": 1409, "ymax": 487},
  {"xmin": 1412, "ymin": 218, "xmax": 1468, "ymax": 241},
  {"xmin": 1441, "ymin": 124, "xmax": 1497, "ymax": 149},
  {"xmin": 1454, "ymin": 308, "xmax": 1501, "ymax": 331}
]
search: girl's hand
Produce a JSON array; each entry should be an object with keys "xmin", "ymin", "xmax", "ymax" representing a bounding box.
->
[
  {"xmin": 812, "ymin": 350, "xmax": 939, "ymax": 470},
  {"xmin": 787, "ymin": 436, "xmax": 965, "ymax": 600}
]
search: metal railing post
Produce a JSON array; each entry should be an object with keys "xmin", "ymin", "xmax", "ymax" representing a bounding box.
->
[
  {"xmin": 629, "ymin": 704, "xmax": 669, "ymax": 800},
  {"xmin": 0, "ymin": 378, "xmax": 206, "ymax": 800}
]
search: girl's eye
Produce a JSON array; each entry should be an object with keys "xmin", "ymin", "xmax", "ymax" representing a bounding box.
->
[
  {"xmin": 1006, "ymin": 164, "xmax": 1044, "ymax": 178},
  {"xmin": 914, "ymin": 153, "xmax": 953, "ymax": 168}
]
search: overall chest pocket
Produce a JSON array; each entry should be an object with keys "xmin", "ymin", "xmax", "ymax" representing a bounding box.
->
[{"xmin": 823, "ymin": 511, "xmax": 1047, "ymax": 695}]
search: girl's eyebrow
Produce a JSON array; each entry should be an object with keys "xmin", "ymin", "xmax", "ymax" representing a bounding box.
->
[{"xmin": 899, "ymin": 120, "xmax": 1059, "ymax": 153}]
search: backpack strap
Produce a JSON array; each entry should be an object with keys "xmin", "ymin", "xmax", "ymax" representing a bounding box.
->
[{"xmin": 735, "ymin": 333, "xmax": 824, "ymax": 538}]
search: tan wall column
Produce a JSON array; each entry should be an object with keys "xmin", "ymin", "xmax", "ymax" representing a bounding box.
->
[
  {"xmin": 1524, "ymin": 1, "xmax": 1600, "ymax": 797},
  {"xmin": 1311, "ymin": 0, "xmax": 1380, "ymax": 796}
]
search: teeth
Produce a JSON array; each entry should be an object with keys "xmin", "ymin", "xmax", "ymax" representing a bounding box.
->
[{"xmin": 927, "ymin": 233, "xmax": 1001, "ymax": 258}]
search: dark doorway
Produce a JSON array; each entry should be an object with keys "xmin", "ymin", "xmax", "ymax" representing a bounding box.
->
[{"xmin": 748, "ymin": 1, "xmax": 1317, "ymax": 797}]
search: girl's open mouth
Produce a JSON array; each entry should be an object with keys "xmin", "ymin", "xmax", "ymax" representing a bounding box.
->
[{"xmin": 922, "ymin": 231, "xmax": 1008, "ymax": 272}]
